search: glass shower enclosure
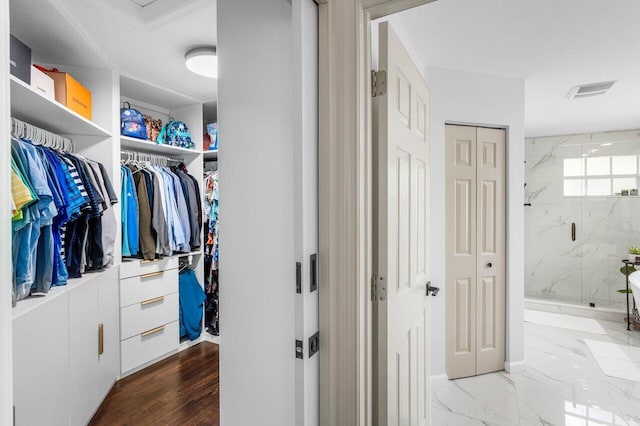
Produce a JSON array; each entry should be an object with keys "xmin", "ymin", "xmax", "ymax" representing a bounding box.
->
[{"xmin": 525, "ymin": 129, "xmax": 640, "ymax": 310}]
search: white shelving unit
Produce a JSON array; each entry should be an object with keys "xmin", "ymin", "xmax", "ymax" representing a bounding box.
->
[
  {"xmin": 121, "ymin": 135, "xmax": 202, "ymax": 157},
  {"xmin": 118, "ymin": 75, "xmax": 209, "ymax": 372},
  {"xmin": 10, "ymin": 75, "xmax": 111, "ymax": 137},
  {"xmin": 9, "ymin": 50, "xmax": 121, "ymax": 425}
]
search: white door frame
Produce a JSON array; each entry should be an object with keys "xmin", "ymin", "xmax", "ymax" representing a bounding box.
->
[
  {"xmin": 0, "ymin": 0, "xmax": 14, "ymax": 423},
  {"xmin": 317, "ymin": 1, "xmax": 436, "ymax": 425}
]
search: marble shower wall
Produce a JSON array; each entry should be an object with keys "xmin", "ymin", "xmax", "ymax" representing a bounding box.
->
[{"xmin": 525, "ymin": 129, "xmax": 640, "ymax": 309}]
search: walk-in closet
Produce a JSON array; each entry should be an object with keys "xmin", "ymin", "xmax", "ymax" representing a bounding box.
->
[
  {"xmin": 8, "ymin": 0, "xmax": 220, "ymax": 424},
  {"xmin": 3, "ymin": 1, "xmax": 317, "ymax": 424}
]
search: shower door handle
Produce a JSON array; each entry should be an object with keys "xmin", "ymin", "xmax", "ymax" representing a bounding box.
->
[{"xmin": 571, "ymin": 223, "xmax": 576, "ymax": 241}]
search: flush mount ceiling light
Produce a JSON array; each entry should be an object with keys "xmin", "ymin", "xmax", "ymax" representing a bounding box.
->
[
  {"xmin": 567, "ymin": 80, "xmax": 617, "ymax": 99},
  {"xmin": 185, "ymin": 47, "xmax": 217, "ymax": 78}
]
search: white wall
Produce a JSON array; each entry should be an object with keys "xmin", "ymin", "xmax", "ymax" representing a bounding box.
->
[
  {"xmin": 218, "ymin": 1, "xmax": 297, "ymax": 425},
  {"xmin": 425, "ymin": 66, "xmax": 526, "ymax": 377}
]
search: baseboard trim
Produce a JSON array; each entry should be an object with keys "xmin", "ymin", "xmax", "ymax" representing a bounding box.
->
[
  {"xmin": 202, "ymin": 333, "xmax": 220, "ymax": 345},
  {"xmin": 525, "ymin": 298, "xmax": 623, "ymax": 322},
  {"xmin": 430, "ymin": 374, "xmax": 448, "ymax": 386},
  {"xmin": 505, "ymin": 360, "xmax": 526, "ymax": 374}
]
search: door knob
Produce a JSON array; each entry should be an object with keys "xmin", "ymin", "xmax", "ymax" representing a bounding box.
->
[
  {"xmin": 486, "ymin": 262, "xmax": 492, "ymax": 268},
  {"xmin": 426, "ymin": 281, "xmax": 439, "ymax": 297}
]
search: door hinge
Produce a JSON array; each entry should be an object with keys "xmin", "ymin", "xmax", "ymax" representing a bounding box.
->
[
  {"xmin": 371, "ymin": 70, "xmax": 387, "ymax": 97},
  {"xmin": 371, "ymin": 274, "xmax": 387, "ymax": 301}
]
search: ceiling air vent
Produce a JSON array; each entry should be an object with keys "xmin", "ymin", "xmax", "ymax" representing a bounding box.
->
[
  {"xmin": 567, "ymin": 81, "xmax": 617, "ymax": 99},
  {"xmin": 130, "ymin": 0, "xmax": 157, "ymax": 6}
]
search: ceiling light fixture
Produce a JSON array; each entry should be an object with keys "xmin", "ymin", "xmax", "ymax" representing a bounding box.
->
[
  {"xmin": 600, "ymin": 143, "xmax": 613, "ymax": 147},
  {"xmin": 185, "ymin": 47, "xmax": 217, "ymax": 78}
]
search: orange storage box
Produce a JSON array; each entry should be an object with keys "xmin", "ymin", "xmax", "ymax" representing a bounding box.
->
[{"xmin": 44, "ymin": 70, "xmax": 92, "ymax": 120}]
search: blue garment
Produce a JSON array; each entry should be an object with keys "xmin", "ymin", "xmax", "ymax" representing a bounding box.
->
[
  {"xmin": 33, "ymin": 224, "xmax": 54, "ymax": 294},
  {"xmin": 121, "ymin": 166, "xmax": 139, "ymax": 256},
  {"xmin": 11, "ymin": 139, "xmax": 55, "ymax": 300},
  {"xmin": 67, "ymin": 154, "xmax": 103, "ymax": 218},
  {"xmin": 178, "ymin": 269, "xmax": 206, "ymax": 341},
  {"xmin": 36, "ymin": 148, "xmax": 69, "ymax": 287},
  {"xmin": 16, "ymin": 139, "xmax": 56, "ymax": 223}
]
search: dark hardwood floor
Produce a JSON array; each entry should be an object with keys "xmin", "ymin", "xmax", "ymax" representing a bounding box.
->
[{"xmin": 90, "ymin": 342, "xmax": 219, "ymax": 426}]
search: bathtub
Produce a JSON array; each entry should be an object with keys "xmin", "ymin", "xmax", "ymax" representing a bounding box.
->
[{"xmin": 629, "ymin": 271, "xmax": 640, "ymax": 309}]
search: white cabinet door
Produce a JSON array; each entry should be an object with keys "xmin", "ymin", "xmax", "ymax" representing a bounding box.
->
[
  {"xmin": 97, "ymin": 267, "xmax": 120, "ymax": 400},
  {"xmin": 374, "ymin": 22, "xmax": 432, "ymax": 426},
  {"xmin": 69, "ymin": 280, "xmax": 100, "ymax": 426},
  {"xmin": 13, "ymin": 295, "xmax": 70, "ymax": 426},
  {"xmin": 69, "ymin": 268, "xmax": 121, "ymax": 425}
]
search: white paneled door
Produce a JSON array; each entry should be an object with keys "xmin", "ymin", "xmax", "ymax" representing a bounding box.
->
[
  {"xmin": 374, "ymin": 22, "xmax": 431, "ymax": 426},
  {"xmin": 445, "ymin": 125, "xmax": 505, "ymax": 380}
]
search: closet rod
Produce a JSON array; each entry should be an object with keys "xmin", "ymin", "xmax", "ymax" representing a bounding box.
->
[
  {"xmin": 11, "ymin": 117, "xmax": 74, "ymax": 152},
  {"xmin": 120, "ymin": 150, "xmax": 184, "ymax": 166}
]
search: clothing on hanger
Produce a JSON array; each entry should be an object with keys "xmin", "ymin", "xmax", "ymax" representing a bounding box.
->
[
  {"xmin": 178, "ymin": 267, "xmax": 206, "ymax": 341},
  {"xmin": 10, "ymin": 133, "xmax": 118, "ymax": 306},
  {"xmin": 120, "ymin": 155, "xmax": 202, "ymax": 260},
  {"xmin": 203, "ymin": 169, "xmax": 219, "ymax": 336}
]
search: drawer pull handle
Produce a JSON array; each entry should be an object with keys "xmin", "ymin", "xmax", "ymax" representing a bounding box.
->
[
  {"xmin": 141, "ymin": 296, "xmax": 165, "ymax": 306},
  {"xmin": 141, "ymin": 325, "xmax": 165, "ymax": 337},
  {"xmin": 98, "ymin": 323, "xmax": 104, "ymax": 355},
  {"xmin": 141, "ymin": 271, "xmax": 164, "ymax": 279},
  {"xmin": 141, "ymin": 258, "xmax": 162, "ymax": 264}
]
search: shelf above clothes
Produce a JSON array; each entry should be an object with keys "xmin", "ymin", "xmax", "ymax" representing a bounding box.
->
[
  {"xmin": 10, "ymin": 75, "xmax": 111, "ymax": 138},
  {"xmin": 121, "ymin": 135, "xmax": 202, "ymax": 157}
]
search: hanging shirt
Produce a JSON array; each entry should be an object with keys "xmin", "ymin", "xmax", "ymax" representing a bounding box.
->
[
  {"xmin": 179, "ymin": 269, "xmax": 206, "ymax": 341},
  {"xmin": 121, "ymin": 165, "xmax": 139, "ymax": 257},
  {"xmin": 11, "ymin": 161, "xmax": 35, "ymax": 217}
]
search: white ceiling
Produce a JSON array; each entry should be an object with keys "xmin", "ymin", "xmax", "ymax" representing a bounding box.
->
[
  {"xmin": 11, "ymin": 0, "xmax": 217, "ymax": 107},
  {"xmin": 390, "ymin": 0, "xmax": 640, "ymax": 137}
]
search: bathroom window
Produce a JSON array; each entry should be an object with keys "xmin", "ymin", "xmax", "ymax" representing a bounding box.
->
[
  {"xmin": 563, "ymin": 155, "xmax": 640, "ymax": 197},
  {"xmin": 586, "ymin": 156, "xmax": 610, "ymax": 176},
  {"xmin": 612, "ymin": 155, "xmax": 637, "ymax": 175},
  {"xmin": 586, "ymin": 178, "xmax": 611, "ymax": 196}
]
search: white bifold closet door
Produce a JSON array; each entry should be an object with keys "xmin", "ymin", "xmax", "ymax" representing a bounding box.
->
[{"xmin": 445, "ymin": 124, "xmax": 505, "ymax": 380}]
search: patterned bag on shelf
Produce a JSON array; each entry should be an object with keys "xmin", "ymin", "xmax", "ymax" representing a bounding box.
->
[
  {"xmin": 120, "ymin": 102, "xmax": 147, "ymax": 140},
  {"xmin": 144, "ymin": 115, "xmax": 163, "ymax": 142},
  {"xmin": 157, "ymin": 118, "xmax": 193, "ymax": 149},
  {"xmin": 207, "ymin": 122, "xmax": 218, "ymax": 151}
]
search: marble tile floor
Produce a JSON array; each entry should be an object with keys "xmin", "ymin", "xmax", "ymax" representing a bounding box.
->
[
  {"xmin": 525, "ymin": 309, "xmax": 608, "ymax": 335},
  {"xmin": 586, "ymin": 340, "xmax": 640, "ymax": 383},
  {"xmin": 432, "ymin": 316, "xmax": 640, "ymax": 425}
]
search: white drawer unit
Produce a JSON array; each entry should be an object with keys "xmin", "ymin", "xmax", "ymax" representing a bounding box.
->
[
  {"xmin": 120, "ymin": 267, "xmax": 178, "ymax": 307},
  {"xmin": 120, "ymin": 292, "xmax": 179, "ymax": 340},
  {"xmin": 119, "ymin": 258, "xmax": 180, "ymax": 374},
  {"xmin": 119, "ymin": 256, "xmax": 179, "ymax": 280},
  {"xmin": 120, "ymin": 320, "xmax": 180, "ymax": 374}
]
